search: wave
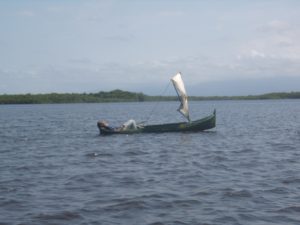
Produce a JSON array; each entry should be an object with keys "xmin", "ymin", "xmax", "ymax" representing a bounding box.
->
[
  {"xmin": 85, "ymin": 152, "xmax": 113, "ymax": 158},
  {"xmin": 0, "ymin": 199, "xmax": 23, "ymax": 208},
  {"xmin": 281, "ymin": 177, "xmax": 300, "ymax": 184},
  {"xmin": 33, "ymin": 211, "xmax": 82, "ymax": 220},
  {"xmin": 263, "ymin": 187, "xmax": 289, "ymax": 194},
  {"xmin": 102, "ymin": 199, "xmax": 148, "ymax": 212},
  {"xmin": 277, "ymin": 206, "xmax": 300, "ymax": 213},
  {"xmin": 222, "ymin": 189, "xmax": 253, "ymax": 199}
]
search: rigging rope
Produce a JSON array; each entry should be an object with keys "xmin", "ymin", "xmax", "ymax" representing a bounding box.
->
[{"xmin": 144, "ymin": 82, "xmax": 171, "ymax": 124}]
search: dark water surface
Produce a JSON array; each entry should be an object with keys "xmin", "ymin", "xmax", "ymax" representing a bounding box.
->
[{"xmin": 1, "ymin": 100, "xmax": 300, "ymax": 225}]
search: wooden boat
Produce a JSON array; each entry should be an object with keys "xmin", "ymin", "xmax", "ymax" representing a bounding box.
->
[
  {"xmin": 98, "ymin": 110, "xmax": 216, "ymax": 135},
  {"xmin": 97, "ymin": 72, "xmax": 216, "ymax": 135}
]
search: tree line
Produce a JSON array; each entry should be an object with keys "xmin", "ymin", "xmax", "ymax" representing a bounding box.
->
[
  {"xmin": 0, "ymin": 90, "xmax": 146, "ymax": 104},
  {"xmin": 0, "ymin": 90, "xmax": 299, "ymax": 104}
]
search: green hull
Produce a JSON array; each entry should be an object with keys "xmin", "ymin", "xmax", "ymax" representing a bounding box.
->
[{"xmin": 98, "ymin": 110, "xmax": 216, "ymax": 135}]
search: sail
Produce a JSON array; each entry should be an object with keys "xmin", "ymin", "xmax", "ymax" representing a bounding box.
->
[{"xmin": 171, "ymin": 72, "xmax": 190, "ymax": 122}]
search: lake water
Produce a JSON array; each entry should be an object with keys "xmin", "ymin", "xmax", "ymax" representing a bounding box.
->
[{"xmin": 0, "ymin": 100, "xmax": 300, "ymax": 225}]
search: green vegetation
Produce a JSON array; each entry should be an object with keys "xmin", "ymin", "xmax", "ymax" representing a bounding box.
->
[
  {"xmin": 0, "ymin": 90, "xmax": 146, "ymax": 104},
  {"xmin": 0, "ymin": 90, "xmax": 299, "ymax": 104},
  {"xmin": 188, "ymin": 91, "xmax": 300, "ymax": 101}
]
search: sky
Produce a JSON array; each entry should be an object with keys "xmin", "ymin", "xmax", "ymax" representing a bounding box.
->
[{"xmin": 0, "ymin": 0, "xmax": 300, "ymax": 96}]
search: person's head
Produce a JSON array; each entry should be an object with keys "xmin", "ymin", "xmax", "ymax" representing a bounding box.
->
[{"xmin": 98, "ymin": 120, "xmax": 109, "ymax": 128}]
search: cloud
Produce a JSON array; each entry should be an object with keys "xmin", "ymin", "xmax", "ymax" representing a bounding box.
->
[
  {"xmin": 158, "ymin": 11, "xmax": 184, "ymax": 17},
  {"xmin": 237, "ymin": 20, "xmax": 300, "ymax": 76},
  {"xmin": 68, "ymin": 57, "xmax": 93, "ymax": 65},
  {"xmin": 18, "ymin": 10, "xmax": 35, "ymax": 17},
  {"xmin": 103, "ymin": 35, "xmax": 134, "ymax": 42},
  {"xmin": 46, "ymin": 6, "xmax": 64, "ymax": 14},
  {"xmin": 249, "ymin": 50, "xmax": 266, "ymax": 58},
  {"xmin": 258, "ymin": 20, "xmax": 291, "ymax": 34}
]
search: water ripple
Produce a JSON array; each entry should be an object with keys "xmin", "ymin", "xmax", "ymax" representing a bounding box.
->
[{"xmin": 1, "ymin": 101, "xmax": 300, "ymax": 225}]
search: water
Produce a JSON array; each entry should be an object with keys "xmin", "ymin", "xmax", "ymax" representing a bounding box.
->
[{"xmin": 0, "ymin": 100, "xmax": 300, "ymax": 225}]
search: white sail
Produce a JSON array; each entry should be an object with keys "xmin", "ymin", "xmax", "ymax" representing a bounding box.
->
[{"xmin": 171, "ymin": 72, "xmax": 190, "ymax": 122}]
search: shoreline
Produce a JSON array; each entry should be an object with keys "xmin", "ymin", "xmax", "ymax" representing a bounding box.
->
[{"xmin": 0, "ymin": 90, "xmax": 299, "ymax": 104}]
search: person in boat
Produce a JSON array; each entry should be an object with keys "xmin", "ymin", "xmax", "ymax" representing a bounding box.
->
[
  {"xmin": 97, "ymin": 119, "xmax": 138, "ymax": 132},
  {"xmin": 97, "ymin": 120, "xmax": 115, "ymax": 131},
  {"xmin": 121, "ymin": 119, "xmax": 137, "ymax": 130}
]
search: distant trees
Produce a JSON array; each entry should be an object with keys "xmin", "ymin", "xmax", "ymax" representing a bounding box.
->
[
  {"xmin": 258, "ymin": 92, "xmax": 300, "ymax": 99},
  {"xmin": 190, "ymin": 92, "xmax": 300, "ymax": 100},
  {"xmin": 0, "ymin": 91, "xmax": 299, "ymax": 104},
  {"xmin": 0, "ymin": 90, "xmax": 147, "ymax": 104},
  {"xmin": 92, "ymin": 89, "xmax": 146, "ymax": 102}
]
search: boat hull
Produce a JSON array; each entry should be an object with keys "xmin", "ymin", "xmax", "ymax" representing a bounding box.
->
[{"xmin": 98, "ymin": 110, "xmax": 216, "ymax": 135}]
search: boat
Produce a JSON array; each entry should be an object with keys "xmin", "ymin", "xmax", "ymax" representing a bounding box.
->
[{"xmin": 97, "ymin": 72, "xmax": 216, "ymax": 135}]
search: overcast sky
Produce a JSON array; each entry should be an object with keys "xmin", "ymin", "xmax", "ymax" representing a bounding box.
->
[{"xmin": 1, "ymin": 0, "xmax": 300, "ymax": 96}]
